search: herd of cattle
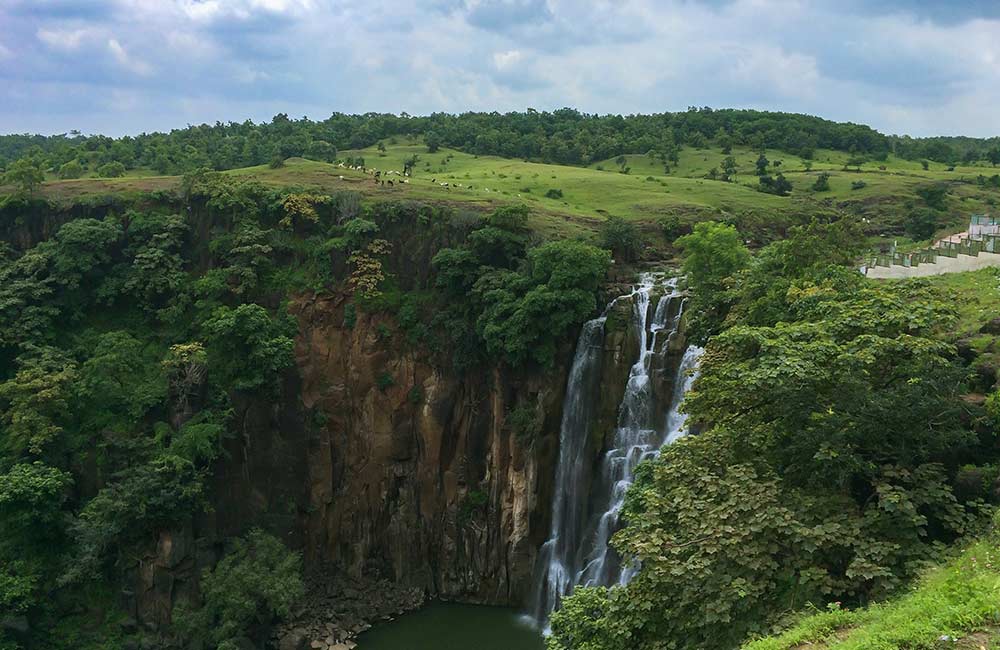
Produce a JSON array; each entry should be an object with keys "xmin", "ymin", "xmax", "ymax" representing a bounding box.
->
[{"xmin": 334, "ymin": 162, "xmax": 492, "ymax": 192}]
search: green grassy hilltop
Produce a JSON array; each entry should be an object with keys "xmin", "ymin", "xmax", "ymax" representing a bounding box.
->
[{"xmin": 16, "ymin": 138, "xmax": 1000, "ymax": 248}]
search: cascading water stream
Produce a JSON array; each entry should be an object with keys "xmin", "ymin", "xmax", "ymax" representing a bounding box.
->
[
  {"xmin": 528, "ymin": 315, "xmax": 607, "ymax": 623},
  {"xmin": 530, "ymin": 273, "xmax": 703, "ymax": 628}
]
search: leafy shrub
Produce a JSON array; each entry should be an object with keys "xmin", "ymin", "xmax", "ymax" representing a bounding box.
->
[
  {"xmin": 343, "ymin": 218, "xmax": 379, "ymax": 250},
  {"xmin": 174, "ymin": 529, "xmax": 303, "ymax": 648},
  {"xmin": 851, "ymin": 180, "xmax": 867, "ymax": 190},
  {"xmin": 758, "ymin": 173, "xmax": 793, "ymax": 196},
  {"xmin": 506, "ymin": 404, "xmax": 541, "ymax": 445},
  {"xmin": 545, "ymin": 188, "xmax": 564, "ymax": 199},
  {"xmin": 64, "ymin": 456, "xmax": 208, "ymax": 585},
  {"xmin": 202, "ymin": 303, "xmax": 295, "ymax": 392},
  {"xmin": 376, "ymin": 370, "xmax": 395, "ymax": 392},
  {"xmin": 600, "ymin": 216, "xmax": 643, "ymax": 262},
  {"xmin": 58, "ymin": 160, "xmax": 84, "ymax": 180},
  {"xmin": 343, "ymin": 303, "xmax": 357, "ymax": 329},
  {"xmin": 917, "ymin": 184, "xmax": 949, "ymax": 210},
  {"xmin": 811, "ymin": 172, "xmax": 831, "ymax": 191},
  {"xmin": 658, "ymin": 214, "xmax": 686, "ymax": 241},
  {"xmin": 458, "ymin": 489, "xmax": 488, "ymax": 524},
  {"xmin": 904, "ymin": 208, "xmax": 939, "ymax": 240},
  {"xmin": 96, "ymin": 162, "xmax": 126, "ymax": 178},
  {"xmin": 676, "ymin": 221, "xmax": 750, "ymax": 342},
  {"xmin": 475, "ymin": 239, "xmax": 611, "ymax": 366}
]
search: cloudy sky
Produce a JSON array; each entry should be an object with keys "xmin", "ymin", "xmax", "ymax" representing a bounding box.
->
[{"xmin": 1, "ymin": 0, "xmax": 998, "ymax": 138}]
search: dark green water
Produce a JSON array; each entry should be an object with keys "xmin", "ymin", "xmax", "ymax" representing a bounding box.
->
[{"xmin": 356, "ymin": 602, "xmax": 544, "ymax": 650}]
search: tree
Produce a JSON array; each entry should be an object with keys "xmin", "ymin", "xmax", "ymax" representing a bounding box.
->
[
  {"xmin": 600, "ymin": 217, "xmax": 643, "ymax": 262},
  {"xmin": 917, "ymin": 184, "xmax": 949, "ymax": 211},
  {"xmin": 426, "ymin": 131, "xmax": 441, "ymax": 153},
  {"xmin": 465, "ymin": 205, "xmax": 531, "ymax": 268},
  {"xmin": 119, "ymin": 214, "xmax": 188, "ymax": 309},
  {"xmin": 905, "ymin": 207, "xmax": 939, "ymax": 240},
  {"xmin": 432, "ymin": 247, "xmax": 481, "ymax": 297},
  {"xmin": 75, "ymin": 331, "xmax": 166, "ymax": 434},
  {"xmin": 403, "ymin": 154, "xmax": 420, "ymax": 176},
  {"xmin": 162, "ymin": 342, "xmax": 209, "ymax": 429},
  {"xmin": 812, "ymin": 172, "xmax": 831, "ymax": 191},
  {"xmin": 0, "ymin": 347, "xmax": 78, "ymax": 457},
  {"xmin": 304, "ymin": 140, "xmax": 336, "ymax": 163},
  {"xmin": 279, "ymin": 193, "xmax": 325, "ymax": 230},
  {"xmin": 211, "ymin": 224, "xmax": 274, "ymax": 297},
  {"xmin": 758, "ymin": 173, "xmax": 792, "ymax": 196},
  {"xmin": 202, "ymin": 304, "xmax": 295, "ymax": 392},
  {"xmin": 174, "ymin": 529, "xmax": 303, "ymax": 648},
  {"xmin": 47, "ymin": 217, "xmax": 122, "ymax": 293},
  {"xmin": 676, "ymin": 222, "xmax": 750, "ymax": 341},
  {"xmin": 755, "ymin": 153, "xmax": 769, "ymax": 176},
  {"xmin": 677, "ymin": 221, "xmax": 749, "ymax": 299},
  {"xmin": 97, "ymin": 161, "xmax": 126, "ymax": 178},
  {"xmin": 343, "ymin": 217, "xmax": 379, "ymax": 250},
  {"xmin": 987, "ymin": 147, "xmax": 1000, "ymax": 167},
  {"xmin": 474, "ymin": 241, "xmax": 611, "ymax": 366},
  {"xmin": 715, "ymin": 128, "xmax": 733, "ymax": 154},
  {"xmin": 4, "ymin": 158, "xmax": 45, "ymax": 195},
  {"xmin": 0, "ymin": 462, "xmax": 72, "ymax": 613},
  {"xmin": 843, "ymin": 155, "xmax": 866, "ymax": 171},
  {"xmin": 348, "ymin": 239, "xmax": 392, "ymax": 300},
  {"xmin": 64, "ymin": 454, "xmax": 209, "ymax": 585},
  {"xmin": 58, "ymin": 160, "xmax": 84, "ymax": 179},
  {"xmin": 721, "ymin": 155, "xmax": 738, "ymax": 181}
]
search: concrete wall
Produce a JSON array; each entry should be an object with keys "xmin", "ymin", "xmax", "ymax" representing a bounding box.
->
[{"xmin": 866, "ymin": 251, "xmax": 1000, "ymax": 279}]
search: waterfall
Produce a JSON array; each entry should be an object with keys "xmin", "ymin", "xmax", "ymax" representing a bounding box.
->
[
  {"xmin": 530, "ymin": 273, "xmax": 703, "ymax": 627},
  {"xmin": 528, "ymin": 315, "xmax": 607, "ymax": 622}
]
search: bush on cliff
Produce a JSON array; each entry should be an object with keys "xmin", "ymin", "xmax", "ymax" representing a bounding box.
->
[
  {"xmin": 173, "ymin": 529, "xmax": 304, "ymax": 649},
  {"xmin": 431, "ymin": 205, "xmax": 611, "ymax": 368}
]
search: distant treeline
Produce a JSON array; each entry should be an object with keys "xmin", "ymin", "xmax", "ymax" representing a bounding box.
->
[{"xmin": 2, "ymin": 107, "xmax": 998, "ymax": 175}]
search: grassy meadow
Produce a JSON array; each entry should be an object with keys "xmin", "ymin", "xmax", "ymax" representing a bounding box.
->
[{"xmin": 18, "ymin": 137, "xmax": 1000, "ymax": 243}]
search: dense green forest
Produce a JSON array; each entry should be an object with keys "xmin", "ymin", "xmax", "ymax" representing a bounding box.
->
[
  {"xmin": 0, "ymin": 171, "xmax": 612, "ymax": 648},
  {"xmin": 3, "ymin": 108, "xmax": 999, "ymax": 178}
]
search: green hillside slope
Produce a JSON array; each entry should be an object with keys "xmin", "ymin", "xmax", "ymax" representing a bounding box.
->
[
  {"xmin": 12, "ymin": 139, "xmax": 1000, "ymax": 248},
  {"xmin": 743, "ymin": 514, "xmax": 1000, "ymax": 650}
]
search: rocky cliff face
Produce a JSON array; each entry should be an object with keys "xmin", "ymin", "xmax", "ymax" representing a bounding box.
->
[
  {"xmin": 290, "ymin": 292, "xmax": 569, "ymax": 604},
  {"xmin": 127, "ymin": 282, "xmax": 665, "ymax": 635}
]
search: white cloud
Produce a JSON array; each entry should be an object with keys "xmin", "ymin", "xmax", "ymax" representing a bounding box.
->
[
  {"xmin": 107, "ymin": 38, "xmax": 152, "ymax": 75},
  {"xmin": 2, "ymin": 0, "xmax": 999, "ymax": 137},
  {"xmin": 37, "ymin": 27, "xmax": 92, "ymax": 51},
  {"xmin": 493, "ymin": 49, "xmax": 522, "ymax": 70}
]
